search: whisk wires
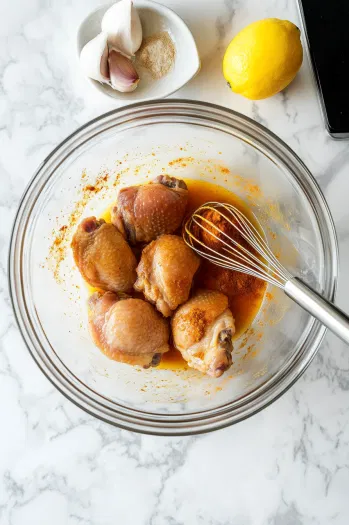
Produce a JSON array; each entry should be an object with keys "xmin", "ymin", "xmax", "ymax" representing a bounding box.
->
[{"xmin": 184, "ymin": 202, "xmax": 292, "ymax": 289}]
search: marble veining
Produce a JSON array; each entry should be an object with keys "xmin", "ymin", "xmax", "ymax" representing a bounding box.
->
[{"xmin": 1, "ymin": 0, "xmax": 349, "ymax": 523}]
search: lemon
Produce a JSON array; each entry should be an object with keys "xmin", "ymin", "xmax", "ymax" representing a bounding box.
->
[{"xmin": 223, "ymin": 18, "xmax": 303, "ymax": 100}]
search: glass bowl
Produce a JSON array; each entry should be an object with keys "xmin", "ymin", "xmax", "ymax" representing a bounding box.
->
[{"xmin": 9, "ymin": 100, "xmax": 338, "ymax": 435}]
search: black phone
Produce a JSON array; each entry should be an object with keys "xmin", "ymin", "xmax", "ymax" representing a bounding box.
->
[{"xmin": 297, "ymin": 0, "xmax": 349, "ymax": 138}]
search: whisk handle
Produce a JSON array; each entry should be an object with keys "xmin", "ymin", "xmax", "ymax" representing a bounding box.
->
[{"xmin": 285, "ymin": 278, "xmax": 349, "ymax": 345}]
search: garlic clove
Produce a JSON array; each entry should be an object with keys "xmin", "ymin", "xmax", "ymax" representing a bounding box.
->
[
  {"xmin": 101, "ymin": 0, "xmax": 142, "ymax": 57},
  {"xmin": 80, "ymin": 32, "xmax": 110, "ymax": 83},
  {"xmin": 108, "ymin": 49, "xmax": 140, "ymax": 92}
]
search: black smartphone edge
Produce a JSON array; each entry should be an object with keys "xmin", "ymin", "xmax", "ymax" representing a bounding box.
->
[{"xmin": 296, "ymin": 0, "xmax": 349, "ymax": 139}]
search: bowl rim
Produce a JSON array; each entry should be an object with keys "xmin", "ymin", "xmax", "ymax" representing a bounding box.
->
[
  {"xmin": 9, "ymin": 99, "xmax": 338, "ymax": 435},
  {"xmin": 76, "ymin": 0, "xmax": 201, "ymax": 102}
]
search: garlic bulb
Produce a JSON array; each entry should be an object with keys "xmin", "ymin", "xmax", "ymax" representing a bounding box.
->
[
  {"xmin": 108, "ymin": 49, "xmax": 140, "ymax": 92},
  {"xmin": 80, "ymin": 32, "xmax": 110, "ymax": 83},
  {"xmin": 101, "ymin": 0, "xmax": 142, "ymax": 57}
]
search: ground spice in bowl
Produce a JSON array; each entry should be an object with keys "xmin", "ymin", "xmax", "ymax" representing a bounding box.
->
[{"xmin": 136, "ymin": 31, "xmax": 176, "ymax": 79}]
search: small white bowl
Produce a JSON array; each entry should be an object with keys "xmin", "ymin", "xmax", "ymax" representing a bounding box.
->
[{"xmin": 77, "ymin": 0, "xmax": 200, "ymax": 102}]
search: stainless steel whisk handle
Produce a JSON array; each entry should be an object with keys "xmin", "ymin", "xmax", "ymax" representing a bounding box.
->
[{"xmin": 285, "ymin": 278, "xmax": 349, "ymax": 344}]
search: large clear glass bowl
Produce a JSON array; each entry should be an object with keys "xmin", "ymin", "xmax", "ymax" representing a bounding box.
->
[{"xmin": 9, "ymin": 100, "xmax": 338, "ymax": 435}]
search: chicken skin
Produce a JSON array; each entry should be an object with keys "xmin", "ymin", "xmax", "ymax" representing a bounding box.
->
[
  {"xmin": 134, "ymin": 234, "xmax": 200, "ymax": 317},
  {"xmin": 171, "ymin": 290, "xmax": 235, "ymax": 377},
  {"xmin": 111, "ymin": 175, "xmax": 188, "ymax": 244},
  {"xmin": 88, "ymin": 292, "xmax": 170, "ymax": 367},
  {"xmin": 72, "ymin": 217, "xmax": 137, "ymax": 292}
]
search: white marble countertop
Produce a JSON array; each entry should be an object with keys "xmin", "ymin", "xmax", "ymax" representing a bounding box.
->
[{"xmin": 1, "ymin": 0, "xmax": 349, "ymax": 523}]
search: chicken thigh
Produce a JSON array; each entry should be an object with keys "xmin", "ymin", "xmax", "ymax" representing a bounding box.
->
[
  {"xmin": 88, "ymin": 292, "xmax": 170, "ymax": 367},
  {"xmin": 72, "ymin": 217, "xmax": 137, "ymax": 292},
  {"xmin": 111, "ymin": 175, "xmax": 188, "ymax": 244},
  {"xmin": 134, "ymin": 234, "xmax": 200, "ymax": 317},
  {"xmin": 171, "ymin": 290, "xmax": 235, "ymax": 377}
]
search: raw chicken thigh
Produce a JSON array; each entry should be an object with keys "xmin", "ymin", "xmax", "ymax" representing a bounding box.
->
[
  {"xmin": 111, "ymin": 175, "xmax": 188, "ymax": 244},
  {"xmin": 134, "ymin": 234, "xmax": 200, "ymax": 317},
  {"xmin": 171, "ymin": 290, "xmax": 235, "ymax": 377},
  {"xmin": 72, "ymin": 217, "xmax": 137, "ymax": 292},
  {"xmin": 88, "ymin": 292, "xmax": 170, "ymax": 367}
]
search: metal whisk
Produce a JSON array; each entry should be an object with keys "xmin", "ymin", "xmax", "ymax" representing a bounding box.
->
[{"xmin": 184, "ymin": 202, "xmax": 349, "ymax": 344}]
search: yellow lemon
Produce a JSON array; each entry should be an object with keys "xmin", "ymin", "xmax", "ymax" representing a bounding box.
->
[{"xmin": 223, "ymin": 18, "xmax": 303, "ymax": 100}]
